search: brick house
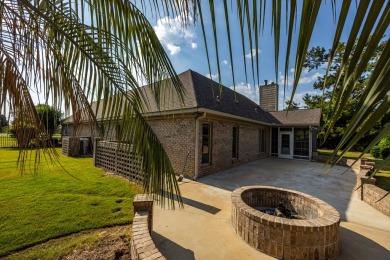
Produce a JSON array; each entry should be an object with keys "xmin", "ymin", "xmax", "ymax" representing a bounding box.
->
[{"xmin": 62, "ymin": 70, "xmax": 321, "ymax": 179}]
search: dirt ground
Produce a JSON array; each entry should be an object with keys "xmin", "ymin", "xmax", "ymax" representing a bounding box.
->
[
  {"xmin": 6, "ymin": 225, "xmax": 133, "ymax": 260},
  {"xmin": 60, "ymin": 226, "xmax": 132, "ymax": 260}
]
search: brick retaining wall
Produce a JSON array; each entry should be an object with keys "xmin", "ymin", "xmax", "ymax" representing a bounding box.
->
[
  {"xmin": 360, "ymin": 184, "xmax": 390, "ymax": 217},
  {"xmin": 131, "ymin": 194, "xmax": 165, "ymax": 260}
]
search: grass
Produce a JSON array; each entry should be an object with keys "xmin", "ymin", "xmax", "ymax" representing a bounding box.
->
[
  {"xmin": 0, "ymin": 148, "xmax": 142, "ymax": 257},
  {"xmin": 317, "ymin": 149, "xmax": 390, "ymax": 191}
]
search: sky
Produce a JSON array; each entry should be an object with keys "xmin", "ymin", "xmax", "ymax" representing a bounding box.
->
[
  {"xmin": 25, "ymin": 1, "xmax": 389, "ymax": 114},
  {"xmin": 140, "ymin": 1, "xmax": 385, "ymax": 110}
]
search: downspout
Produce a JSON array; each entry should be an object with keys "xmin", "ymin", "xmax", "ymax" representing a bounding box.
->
[{"xmin": 194, "ymin": 112, "xmax": 207, "ymax": 180}]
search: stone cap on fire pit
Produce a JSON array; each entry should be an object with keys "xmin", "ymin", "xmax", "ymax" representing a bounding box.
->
[{"xmin": 231, "ymin": 186, "xmax": 340, "ymax": 259}]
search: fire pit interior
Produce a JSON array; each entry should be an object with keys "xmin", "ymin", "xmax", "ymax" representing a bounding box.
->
[{"xmin": 231, "ymin": 186, "xmax": 340, "ymax": 259}]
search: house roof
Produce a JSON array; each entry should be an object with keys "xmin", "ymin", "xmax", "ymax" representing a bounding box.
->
[
  {"xmin": 270, "ymin": 108, "xmax": 322, "ymax": 126},
  {"xmin": 62, "ymin": 69, "xmax": 321, "ymax": 127}
]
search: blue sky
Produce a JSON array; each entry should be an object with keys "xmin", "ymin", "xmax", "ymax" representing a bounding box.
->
[{"xmin": 144, "ymin": 1, "xmax": 377, "ymax": 110}]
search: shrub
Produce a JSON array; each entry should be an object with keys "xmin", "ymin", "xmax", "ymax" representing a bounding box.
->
[
  {"xmin": 381, "ymin": 147, "xmax": 390, "ymax": 159},
  {"xmin": 371, "ymin": 146, "xmax": 381, "ymax": 158},
  {"xmin": 371, "ymin": 136, "xmax": 390, "ymax": 159}
]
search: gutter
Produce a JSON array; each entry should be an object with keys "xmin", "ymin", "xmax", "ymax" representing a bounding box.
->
[
  {"xmin": 196, "ymin": 108, "xmax": 274, "ymax": 126},
  {"xmin": 193, "ymin": 111, "xmax": 206, "ymax": 180}
]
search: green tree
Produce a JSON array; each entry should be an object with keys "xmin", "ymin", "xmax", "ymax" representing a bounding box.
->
[
  {"xmin": 0, "ymin": 1, "xmax": 389, "ymax": 202},
  {"xmin": 284, "ymin": 101, "xmax": 300, "ymax": 110},
  {"xmin": 35, "ymin": 104, "xmax": 62, "ymax": 138},
  {"xmin": 303, "ymin": 40, "xmax": 388, "ymax": 151},
  {"xmin": 0, "ymin": 114, "xmax": 8, "ymax": 128}
]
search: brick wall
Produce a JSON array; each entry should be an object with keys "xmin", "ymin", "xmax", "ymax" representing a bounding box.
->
[
  {"xmin": 147, "ymin": 116, "xmax": 196, "ymax": 178},
  {"xmin": 259, "ymin": 84, "xmax": 278, "ymax": 112},
  {"xmin": 232, "ymin": 186, "xmax": 340, "ymax": 259},
  {"xmin": 360, "ymin": 183, "xmax": 390, "ymax": 217},
  {"xmin": 199, "ymin": 117, "xmax": 269, "ymax": 177}
]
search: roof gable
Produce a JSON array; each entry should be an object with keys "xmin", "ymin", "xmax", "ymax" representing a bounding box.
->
[{"xmin": 62, "ymin": 69, "xmax": 321, "ymax": 127}]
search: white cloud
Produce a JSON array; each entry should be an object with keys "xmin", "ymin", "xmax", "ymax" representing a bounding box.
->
[
  {"xmin": 222, "ymin": 60, "xmax": 228, "ymax": 65},
  {"xmin": 278, "ymin": 89, "xmax": 321, "ymax": 109},
  {"xmin": 279, "ymin": 72, "xmax": 323, "ymax": 87},
  {"xmin": 229, "ymin": 82, "xmax": 259, "ymax": 103},
  {"xmin": 154, "ymin": 14, "xmax": 197, "ymax": 55},
  {"xmin": 166, "ymin": 43, "xmax": 181, "ymax": 55},
  {"xmin": 205, "ymin": 73, "xmax": 219, "ymax": 80},
  {"xmin": 245, "ymin": 48, "xmax": 261, "ymax": 59}
]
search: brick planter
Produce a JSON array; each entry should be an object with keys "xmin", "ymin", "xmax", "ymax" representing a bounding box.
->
[{"xmin": 231, "ymin": 186, "xmax": 340, "ymax": 259}]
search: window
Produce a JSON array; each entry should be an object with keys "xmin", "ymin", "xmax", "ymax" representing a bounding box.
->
[
  {"xmin": 293, "ymin": 128, "xmax": 310, "ymax": 158},
  {"xmin": 232, "ymin": 126, "xmax": 239, "ymax": 159},
  {"xmin": 259, "ymin": 129, "xmax": 266, "ymax": 153},
  {"xmin": 202, "ymin": 123, "xmax": 211, "ymax": 164}
]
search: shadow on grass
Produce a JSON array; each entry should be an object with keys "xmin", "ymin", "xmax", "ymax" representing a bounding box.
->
[{"xmin": 152, "ymin": 232, "xmax": 195, "ymax": 260}]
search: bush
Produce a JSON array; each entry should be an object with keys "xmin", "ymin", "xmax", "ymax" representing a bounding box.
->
[
  {"xmin": 371, "ymin": 146, "xmax": 381, "ymax": 158},
  {"xmin": 371, "ymin": 136, "xmax": 390, "ymax": 159},
  {"xmin": 381, "ymin": 147, "xmax": 390, "ymax": 159}
]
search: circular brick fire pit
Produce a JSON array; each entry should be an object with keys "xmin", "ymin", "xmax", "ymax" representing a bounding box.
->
[{"xmin": 231, "ymin": 186, "xmax": 340, "ymax": 259}]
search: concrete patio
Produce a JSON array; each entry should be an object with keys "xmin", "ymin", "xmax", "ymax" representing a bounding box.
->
[{"xmin": 152, "ymin": 158, "xmax": 390, "ymax": 259}]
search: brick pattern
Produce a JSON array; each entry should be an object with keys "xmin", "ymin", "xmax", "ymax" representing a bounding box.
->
[
  {"xmin": 94, "ymin": 116, "xmax": 270, "ymax": 179},
  {"xmin": 259, "ymin": 84, "xmax": 279, "ymax": 112},
  {"xmin": 131, "ymin": 194, "xmax": 165, "ymax": 260},
  {"xmin": 147, "ymin": 116, "xmax": 196, "ymax": 178},
  {"xmin": 358, "ymin": 164, "xmax": 390, "ymax": 217},
  {"xmin": 231, "ymin": 186, "xmax": 340, "ymax": 260},
  {"xmin": 360, "ymin": 184, "xmax": 390, "ymax": 217},
  {"xmin": 199, "ymin": 118, "xmax": 268, "ymax": 177},
  {"xmin": 94, "ymin": 141, "xmax": 143, "ymax": 184}
]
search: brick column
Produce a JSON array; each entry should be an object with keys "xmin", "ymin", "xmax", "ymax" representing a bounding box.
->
[{"xmin": 133, "ymin": 194, "xmax": 154, "ymax": 234}]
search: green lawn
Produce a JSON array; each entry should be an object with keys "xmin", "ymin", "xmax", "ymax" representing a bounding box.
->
[
  {"xmin": 317, "ymin": 149, "xmax": 390, "ymax": 191},
  {"xmin": 0, "ymin": 148, "xmax": 142, "ymax": 257},
  {"xmin": 317, "ymin": 149, "xmax": 371, "ymax": 160}
]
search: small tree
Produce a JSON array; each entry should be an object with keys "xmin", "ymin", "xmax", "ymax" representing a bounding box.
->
[
  {"xmin": 35, "ymin": 105, "xmax": 62, "ymax": 138},
  {"xmin": 0, "ymin": 114, "xmax": 8, "ymax": 133}
]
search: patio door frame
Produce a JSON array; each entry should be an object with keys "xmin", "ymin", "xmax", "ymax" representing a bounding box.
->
[{"xmin": 278, "ymin": 130, "xmax": 293, "ymax": 159}]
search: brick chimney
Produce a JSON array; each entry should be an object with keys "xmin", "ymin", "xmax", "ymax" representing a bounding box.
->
[{"xmin": 259, "ymin": 81, "xmax": 279, "ymax": 111}]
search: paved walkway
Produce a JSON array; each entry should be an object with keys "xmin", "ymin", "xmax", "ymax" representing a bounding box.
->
[{"xmin": 152, "ymin": 158, "xmax": 390, "ymax": 259}]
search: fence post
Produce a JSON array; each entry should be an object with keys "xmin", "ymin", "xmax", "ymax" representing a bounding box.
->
[{"xmin": 93, "ymin": 138, "xmax": 101, "ymax": 167}]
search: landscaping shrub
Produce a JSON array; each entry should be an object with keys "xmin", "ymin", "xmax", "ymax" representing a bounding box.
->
[
  {"xmin": 371, "ymin": 136, "xmax": 390, "ymax": 159},
  {"xmin": 381, "ymin": 147, "xmax": 390, "ymax": 159},
  {"xmin": 371, "ymin": 146, "xmax": 381, "ymax": 158}
]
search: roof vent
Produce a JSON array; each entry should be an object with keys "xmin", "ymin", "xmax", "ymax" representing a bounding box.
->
[
  {"xmin": 215, "ymin": 96, "xmax": 221, "ymax": 104},
  {"xmin": 234, "ymin": 99, "xmax": 239, "ymax": 104},
  {"xmin": 254, "ymin": 107, "xmax": 258, "ymax": 113}
]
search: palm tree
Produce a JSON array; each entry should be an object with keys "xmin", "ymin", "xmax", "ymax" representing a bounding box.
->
[
  {"xmin": 0, "ymin": 0, "xmax": 186, "ymax": 207},
  {"xmin": 0, "ymin": 1, "xmax": 388, "ymax": 206}
]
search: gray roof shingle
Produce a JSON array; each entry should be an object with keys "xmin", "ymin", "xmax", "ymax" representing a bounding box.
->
[
  {"xmin": 62, "ymin": 69, "xmax": 321, "ymax": 127},
  {"xmin": 270, "ymin": 108, "xmax": 322, "ymax": 126}
]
